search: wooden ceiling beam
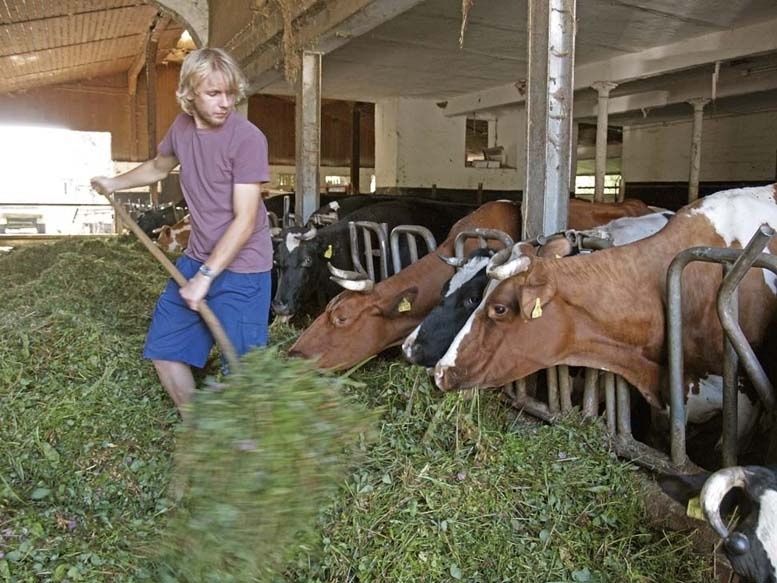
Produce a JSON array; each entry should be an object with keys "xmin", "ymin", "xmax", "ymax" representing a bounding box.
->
[{"xmin": 128, "ymin": 12, "xmax": 171, "ymax": 96}]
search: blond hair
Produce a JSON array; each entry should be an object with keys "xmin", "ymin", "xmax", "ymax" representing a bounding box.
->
[{"xmin": 176, "ymin": 48, "xmax": 247, "ymax": 115}]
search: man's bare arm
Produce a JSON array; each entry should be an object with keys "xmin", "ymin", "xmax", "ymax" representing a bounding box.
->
[{"xmin": 91, "ymin": 154, "xmax": 179, "ymax": 195}]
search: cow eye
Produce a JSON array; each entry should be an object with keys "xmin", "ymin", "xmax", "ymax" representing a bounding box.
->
[
  {"xmin": 331, "ymin": 313, "xmax": 348, "ymax": 327},
  {"xmin": 489, "ymin": 304, "xmax": 509, "ymax": 319},
  {"xmin": 464, "ymin": 296, "xmax": 480, "ymax": 308}
]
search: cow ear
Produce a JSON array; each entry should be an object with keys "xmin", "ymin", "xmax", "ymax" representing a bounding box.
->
[
  {"xmin": 518, "ymin": 278, "xmax": 556, "ymax": 320},
  {"xmin": 656, "ymin": 473, "xmax": 708, "ymax": 507},
  {"xmin": 381, "ymin": 287, "xmax": 419, "ymax": 318}
]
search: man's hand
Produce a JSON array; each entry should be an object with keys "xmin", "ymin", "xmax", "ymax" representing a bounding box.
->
[
  {"xmin": 90, "ymin": 176, "xmax": 115, "ymax": 196},
  {"xmin": 180, "ymin": 273, "xmax": 212, "ymax": 311}
]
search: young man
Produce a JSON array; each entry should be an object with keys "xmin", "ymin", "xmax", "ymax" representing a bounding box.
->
[{"xmin": 91, "ymin": 48, "xmax": 272, "ymax": 411}]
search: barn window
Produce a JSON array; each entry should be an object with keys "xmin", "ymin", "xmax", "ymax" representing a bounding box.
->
[
  {"xmin": 0, "ymin": 125, "xmax": 115, "ymax": 236},
  {"xmin": 466, "ymin": 116, "xmax": 503, "ymax": 168},
  {"xmin": 574, "ymin": 174, "xmax": 623, "ymax": 202},
  {"xmin": 277, "ymin": 173, "xmax": 295, "ymax": 189}
]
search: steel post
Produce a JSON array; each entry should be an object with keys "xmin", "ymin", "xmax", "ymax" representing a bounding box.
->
[
  {"xmin": 523, "ymin": 0, "xmax": 575, "ymax": 239},
  {"xmin": 295, "ymin": 51, "xmax": 322, "ymax": 224},
  {"xmin": 591, "ymin": 81, "xmax": 618, "ymax": 202}
]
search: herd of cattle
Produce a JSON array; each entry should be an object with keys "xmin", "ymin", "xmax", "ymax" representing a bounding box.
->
[{"xmin": 138, "ymin": 185, "xmax": 777, "ymax": 581}]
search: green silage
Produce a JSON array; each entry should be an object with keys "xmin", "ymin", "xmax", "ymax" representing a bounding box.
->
[{"xmin": 0, "ymin": 239, "xmax": 712, "ymax": 582}]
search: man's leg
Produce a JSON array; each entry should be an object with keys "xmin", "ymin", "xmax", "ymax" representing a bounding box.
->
[{"xmin": 153, "ymin": 359, "xmax": 195, "ymax": 410}]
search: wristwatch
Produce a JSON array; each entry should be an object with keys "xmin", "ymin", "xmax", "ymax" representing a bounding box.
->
[{"xmin": 198, "ymin": 264, "xmax": 215, "ymax": 279}]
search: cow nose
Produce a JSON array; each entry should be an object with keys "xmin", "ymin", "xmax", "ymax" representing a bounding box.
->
[
  {"xmin": 272, "ymin": 301, "xmax": 290, "ymax": 316},
  {"xmin": 434, "ymin": 365, "xmax": 456, "ymax": 391},
  {"xmin": 401, "ymin": 337, "xmax": 416, "ymax": 362}
]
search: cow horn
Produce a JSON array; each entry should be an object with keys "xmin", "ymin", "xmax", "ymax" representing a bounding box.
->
[
  {"xmin": 437, "ymin": 254, "xmax": 466, "ymax": 268},
  {"xmin": 487, "ymin": 246, "xmax": 531, "ymax": 280},
  {"xmin": 300, "ymin": 226, "xmax": 317, "ymax": 241},
  {"xmin": 327, "ymin": 263, "xmax": 367, "ymax": 280},
  {"xmin": 330, "ymin": 276, "xmax": 374, "ymax": 292},
  {"xmin": 700, "ymin": 466, "xmax": 748, "ymax": 542}
]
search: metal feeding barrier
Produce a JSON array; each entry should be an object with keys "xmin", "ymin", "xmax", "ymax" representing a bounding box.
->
[
  {"xmin": 502, "ymin": 224, "xmax": 777, "ymax": 473},
  {"xmin": 667, "ymin": 224, "xmax": 777, "ymax": 469},
  {"xmin": 389, "ymin": 225, "xmax": 437, "ymax": 274},
  {"xmin": 348, "ymin": 220, "xmax": 390, "ymax": 281},
  {"xmin": 494, "ymin": 227, "xmax": 736, "ymax": 473},
  {"xmin": 452, "ymin": 228, "xmax": 515, "ymax": 263},
  {"xmin": 282, "ymin": 195, "xmax": 295, "ymax": 228}
]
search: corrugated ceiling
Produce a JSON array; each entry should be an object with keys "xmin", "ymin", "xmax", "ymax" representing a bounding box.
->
[{"xmin": 0, "ymin": 0, "xmax": 184, "ymax": 94}]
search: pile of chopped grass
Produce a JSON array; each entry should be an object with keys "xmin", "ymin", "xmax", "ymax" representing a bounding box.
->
[
  {"xmin": 0, "ymin": 238, "xmax": 712, "ymax": 582},
  {"xmin": 0, "ymin": 238, "xmax": 174, "ymax": 581},
  {"xmin": 282, "ymin": 363, "xmax": 711, "ymax": 582},
  {"xmin": 156, "ymin": 349, "xmax": 377, "ymax": 582}
]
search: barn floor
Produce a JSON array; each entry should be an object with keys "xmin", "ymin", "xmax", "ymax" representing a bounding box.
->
[{"xmin": 0, "ymin": 238, "xmax": 714, "ymax": 581}]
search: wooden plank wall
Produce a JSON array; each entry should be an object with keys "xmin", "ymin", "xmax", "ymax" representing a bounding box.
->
[
  {"xmin": 0, "ymin": 66, "xmax": 374, "ymax": 168},
  {"xmin": 0, "ymin": 64, "xmax": 181, "ymax": 161},
  {"xmin": 248, "ymin": 94, "xmax": 375, "ymax": 167}
]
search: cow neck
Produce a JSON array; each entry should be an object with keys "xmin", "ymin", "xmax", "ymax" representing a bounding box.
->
[{"xmin": 543, "ymin": 225, "xmax": 695, "ymax": 406}]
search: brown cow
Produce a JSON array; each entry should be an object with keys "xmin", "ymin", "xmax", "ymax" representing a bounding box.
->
[
  {"xmin": 434, "ymin": 185, "xmax": 777, "ymax": 416},
  {"xmin": 289, "ymin": 198, "xmax": 652, "ymax": 370},
  {"xmin": 154, "ymin": 214, "xmax": 191, "ymax": 253}
]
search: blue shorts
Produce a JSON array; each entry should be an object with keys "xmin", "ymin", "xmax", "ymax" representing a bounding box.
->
[{"xmin": 143, "ymin": 255, "xmax": 271, "ymax": 368}]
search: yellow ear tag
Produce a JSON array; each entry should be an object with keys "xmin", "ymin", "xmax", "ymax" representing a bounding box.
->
[
  {"xmin": 531, "ymin": 297, "xmax": 543, "ymax": 319},
  {"xmin": 686, "ymin": 496, "xmax": 704, "ymax": 521},
  {"xmin": 324, "ymin": 244, "xmax": 334, "ymax": 259},
  {"xmin": 398, "ymin": 297, "xmax": 412, "ymax": 313}
]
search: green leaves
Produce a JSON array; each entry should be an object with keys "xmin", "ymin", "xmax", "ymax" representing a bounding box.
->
[
  {"xmin": 0, "ymin": 239, "xmax": 711, "ymax": 583},
  {"xmin": 156, "ymin": 348, "xmax": 377, "ymax": 582}
]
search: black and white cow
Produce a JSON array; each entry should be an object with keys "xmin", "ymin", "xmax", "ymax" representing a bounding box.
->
[
  {"xmin": 659, "ymin": 465, "xmax": 777, "ymax": 583},
  {"xmin": 272, "ymin": 199, "xmax": 470, "ymax": 319},
  {"xmin": 402, "ymin": 211, "xmax": 674, "ymax": 368},
  {"xmin": 136, "ymin": 202, "xmax": 188, "ymax": 238},
  {"xmin": 265, "ymin": 194, "xmax": 394, "ymax": 233}
]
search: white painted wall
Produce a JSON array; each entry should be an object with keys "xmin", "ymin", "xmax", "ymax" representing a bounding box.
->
[
  {"xmin": 622, "ymin": 109, "xmax": 777, "ymax": 182},
  {"xmin": 375, "ymin": 97, "xmax": 525, "ymax": 191}
]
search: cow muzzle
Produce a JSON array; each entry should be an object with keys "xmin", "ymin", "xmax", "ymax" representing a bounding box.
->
[
  {"xmin": 271, "ymin": 300, "xmax": 293, "ymax": 317},
  {"xmin": 434, "ymin": 364, "xmax": 459, "ymax": 391}
]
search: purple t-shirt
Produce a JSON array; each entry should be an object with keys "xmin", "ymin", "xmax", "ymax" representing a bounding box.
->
[{"xmin": 158, "ymin": 112, "xmax": 272, "ymax": 273}]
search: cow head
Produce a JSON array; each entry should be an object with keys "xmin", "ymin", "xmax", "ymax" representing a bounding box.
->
[
  {"xmin": 271, "ymin": 225, "xmax": 321, "ymax": 317},
  {"xmin": 434, "ymin": 257, "xmax": 567, "ymax": 391},
  {"xmin": 402, "ymin": 249, "xmax": 494, "ymax": 368},
  {"xmin": 660, "ymin": 465, "xmax": 777, "ymax": 583},
  {"xmin": 403, "ymin": 237, "xmax": 574, "ymax": 369},
  {"xmin": 289, "ymin": 285, "xmax": 420, "ymax": 370}
]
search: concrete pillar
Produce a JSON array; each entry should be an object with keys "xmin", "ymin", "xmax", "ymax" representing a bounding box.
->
[
  {"xmin": 591, "ymin": 81, "xmax": 618, "ymax": 203},
  {"xmin": 687, "ymin": 97, "xmax": 710, "ymax": 203},
  {"xmin": 523, "ymin": 0, "xmax": 576, "ymax": 239},
  {"xmin": 570, "ymin": 121, "xmax": 579, "ymax": 191},
  {"xmin": 295, "ymin": 51, "xmax": 322, "ymax": 224}
]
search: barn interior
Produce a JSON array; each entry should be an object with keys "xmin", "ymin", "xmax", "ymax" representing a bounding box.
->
[{"xmin": 1, "ymin": 1, "xmax": 777, "ymax": 581}]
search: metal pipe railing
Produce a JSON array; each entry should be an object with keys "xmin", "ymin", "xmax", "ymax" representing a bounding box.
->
[
  {"xmin": 283, "ymin": 195, "xmax": 293, "ymax": 228},
  {"xmin": 390, "ymin": 225, "xmax": 437, "ymax": 274},
  {"xmin": 721, "ymin": 262, "xmax": 739, "ymax": 467},
  {"xmin": 717, "ymin": 224, "xmax": 776, "ymax": 411},
  {"xmin": 667, "ymin": 229, "xmax": 777, "ymax": 466},
  {"xmin": 348, "ymin": 220, "xmax": 390, "ymax": 281},
  {"xmin": 453, "ymin": 228, "xmax": 515, "ymax": 259}
]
